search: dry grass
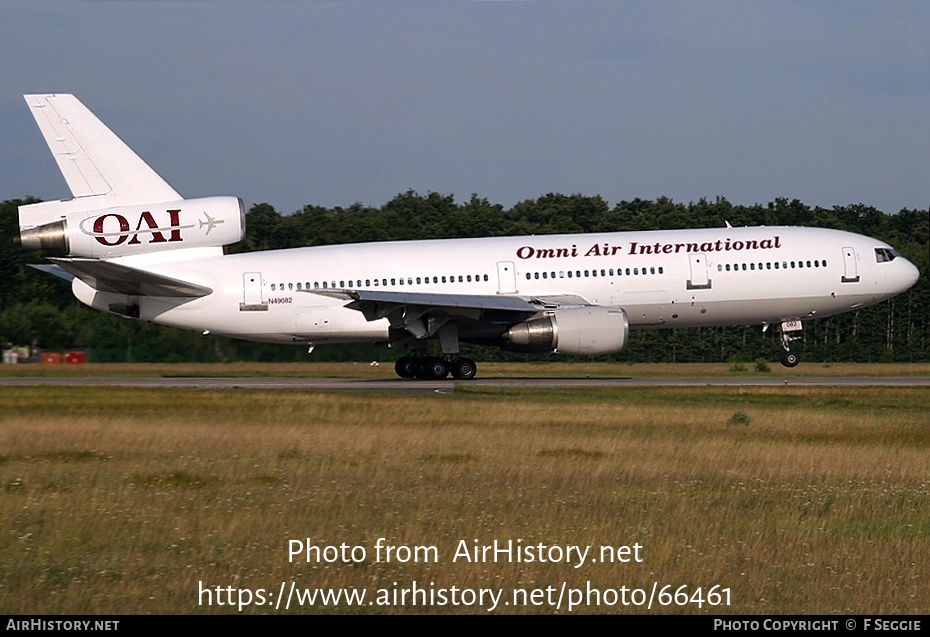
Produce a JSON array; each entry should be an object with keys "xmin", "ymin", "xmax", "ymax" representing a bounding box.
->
[{"xmin": 0, "ymin": 385, "xmax": 928, "ymax": 614}]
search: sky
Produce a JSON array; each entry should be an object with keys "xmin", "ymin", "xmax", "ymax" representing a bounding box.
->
[{"xmin": 2, "ymin": 1, "xmax": 929, "ymax": 216}]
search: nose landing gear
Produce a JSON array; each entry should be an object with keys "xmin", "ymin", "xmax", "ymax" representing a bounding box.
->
[{"xmin": 777, "ymin": 321, "xmax": 802, "ymax": 368}]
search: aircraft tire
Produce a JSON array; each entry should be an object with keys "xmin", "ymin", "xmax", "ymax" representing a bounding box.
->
[
  {"xmin": 395, "ymin": 356, "xmax": 417, "ymax": 378},
  {"xmin": 425, "ymin": 358, "xmax": 449, "ymax": 380},
  {"xmin": 451, "ymin": 357, "xmax": 477, "ymax": 380},
  {"xmin": 780, "ymin": 349, "xmax": 800, "ymax": 368}
]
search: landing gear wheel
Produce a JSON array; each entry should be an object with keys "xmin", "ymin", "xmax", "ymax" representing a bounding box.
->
[
  {"xmin": 451, "ymin": 357, "xmax": 477, "ymax": 380},
  {"xmin": 394, "ymin": 356, "xmax": 417, "ymax": 379},
  {"xmin": 421, "ymin": 357, "xmax": 449, "ymax": 380},
  {"xmin": 780, "ymin": 349, "xmax": 800, "ymax": 368}
]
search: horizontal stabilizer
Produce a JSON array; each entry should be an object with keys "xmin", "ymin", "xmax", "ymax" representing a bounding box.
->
[
  {"xmin": 28, "ymin": 263, "xmax": 75, "ymax": 282},
  {"xmin": 49, "ymin": 257, "xmax": 211, "ymax": 297}
]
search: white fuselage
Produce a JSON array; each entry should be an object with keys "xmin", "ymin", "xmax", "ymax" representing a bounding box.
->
[{"xmin": 73, "ymin": 225, "xmax": 920, "ymax": 347}]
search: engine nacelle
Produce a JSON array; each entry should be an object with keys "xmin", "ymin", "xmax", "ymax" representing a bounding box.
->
[
  {"xmin": 17, "ymin": 196, "xmax": 245, "ymax": 258},
  {"xmin": 505, "ymin": 306, "xmax": 629, "ymax": 356}
]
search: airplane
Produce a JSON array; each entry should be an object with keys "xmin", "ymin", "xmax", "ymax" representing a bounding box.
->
[{"xmin": 15, "ymin": 94, "xmax": 920, "ymax": 379}]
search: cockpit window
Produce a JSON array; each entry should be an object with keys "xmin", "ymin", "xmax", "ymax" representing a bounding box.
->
[{"xmin": 875, "ymin": 248, "xmax": 898, "ymax": 263}]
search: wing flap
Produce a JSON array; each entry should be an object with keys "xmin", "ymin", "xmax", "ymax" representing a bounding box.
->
[
  {"xmin": 48, "ymin": 257, "xmax": 211, "ymax": 297},
  {"xmin": 309, "ymin": 288, "xmax": 537, "ymax": 319}
]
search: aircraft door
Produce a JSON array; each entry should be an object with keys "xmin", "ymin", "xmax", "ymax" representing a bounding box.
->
[
  {"xmin": 841, "ymin": 247, "xmax": 860, "ymax": 283},
  {"xmin": 687, "ymin": 254, "xmax": 711, "ymax": 290},
  {"xmin": 497, "ymin": 261, "xmax": 517, "ymax": 294},
  {"xmin": 240, "ymin": 272, "xmax": 268, "ymax": 311}
]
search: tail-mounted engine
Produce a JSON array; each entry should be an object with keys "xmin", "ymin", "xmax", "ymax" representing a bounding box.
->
[
  {"xmin": 505, "ymin": 306, "xmax": 629, "ymax": 356},
  {"xmin": 17, "ymin": 196, "xmax": 245, "ymax": 258}
]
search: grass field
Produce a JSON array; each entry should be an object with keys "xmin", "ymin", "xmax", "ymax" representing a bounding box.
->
[{"xmin": 0, "ymin": 368, "xmax": 928, "ymax": 614}]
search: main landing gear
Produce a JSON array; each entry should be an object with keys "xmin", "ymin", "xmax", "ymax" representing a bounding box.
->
[
  {"xmin": 393, "ymin": 321, "xmax": 477, "ymax": 380},
  {"xmin": 394, "ymin": 355, "xmax": 477, "ymax": 380}
]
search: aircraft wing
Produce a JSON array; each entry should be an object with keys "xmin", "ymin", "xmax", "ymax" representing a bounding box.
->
[
  {"xmin": 308, "ymin": 289, "xmax": 539, "ymax": 340},
  {"xmin": 49, "ymin": 257, "xmax": 212, "ymax": 298}
]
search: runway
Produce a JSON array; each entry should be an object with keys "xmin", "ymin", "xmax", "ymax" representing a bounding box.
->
[{"xmin": 1, "ymin": 375, "xmax": 928, "ymax": 392}]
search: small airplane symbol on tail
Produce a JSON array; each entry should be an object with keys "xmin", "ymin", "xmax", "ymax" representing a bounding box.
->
[{"xmin": 199, "ymin": 212, "xmax": 225, "ymax": 235}]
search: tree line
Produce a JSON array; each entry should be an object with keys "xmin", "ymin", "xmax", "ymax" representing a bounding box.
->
[{"xmin": 1, "ymin": 193, "xmax": 927, "ymax": 363}]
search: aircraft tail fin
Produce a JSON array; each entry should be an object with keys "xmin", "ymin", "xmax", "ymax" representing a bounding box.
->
[{"xmin": 23, "ymin": 94, "xmax": 181, "ymax": 207}]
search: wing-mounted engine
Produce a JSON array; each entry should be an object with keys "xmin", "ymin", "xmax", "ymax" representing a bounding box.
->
[
  {"xmin": 17, "ymin": 196, "xmax": 245, "ymax": 258},
  {"xmin": 505, "ymin": 306, "xmax": 629, "ymax": 356}
]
